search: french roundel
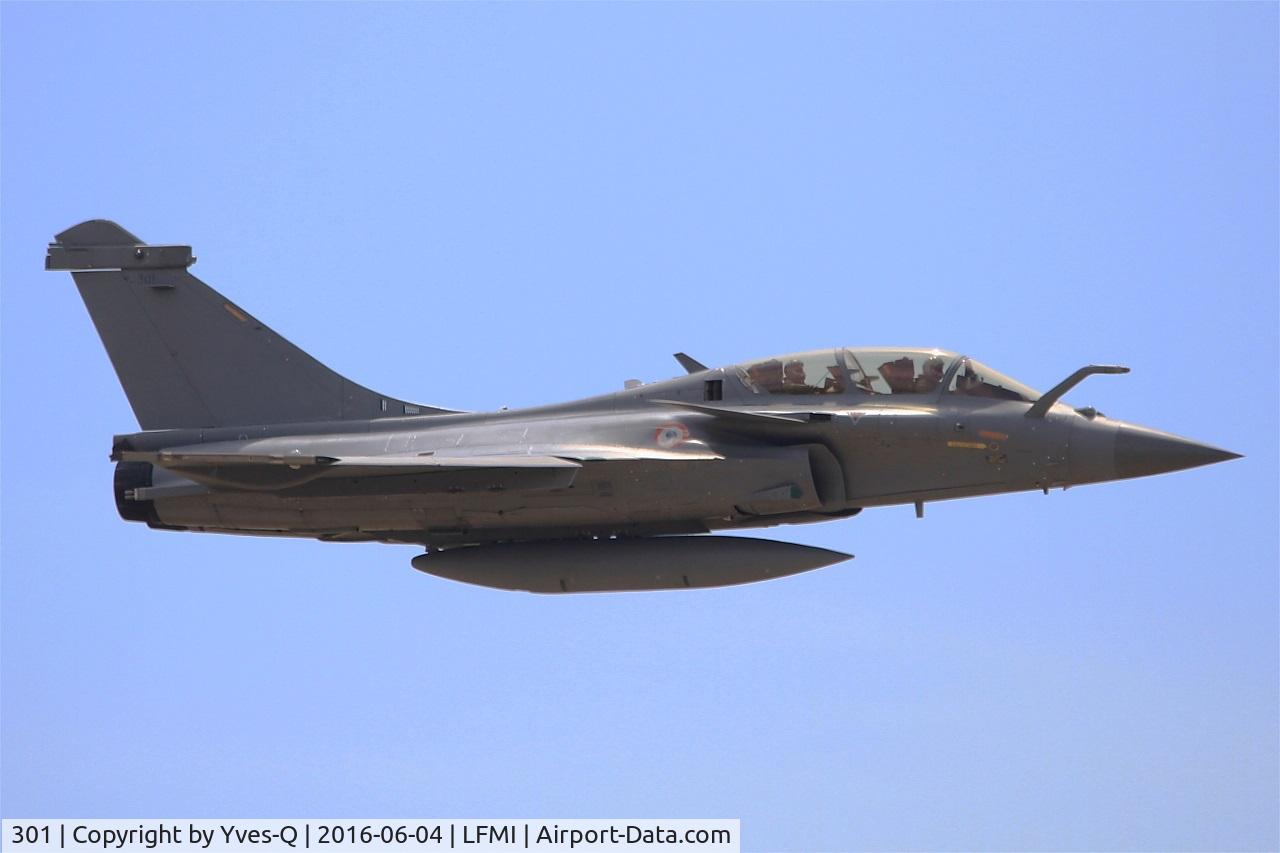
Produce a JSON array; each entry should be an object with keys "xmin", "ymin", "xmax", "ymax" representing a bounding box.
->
[{"xmin": 655, "ymin": 422, "xmax": 690, "ymax": 449}]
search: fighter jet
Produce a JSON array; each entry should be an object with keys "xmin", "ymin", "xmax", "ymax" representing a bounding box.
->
[{"xmin": 47, "ymin": 220, "xmax": 1241, "ymax": 593}]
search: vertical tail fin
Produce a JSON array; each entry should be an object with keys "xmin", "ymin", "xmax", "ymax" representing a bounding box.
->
[{"xmin": 47, "ymin": 220, "xmax": 452, "ymax": 430}]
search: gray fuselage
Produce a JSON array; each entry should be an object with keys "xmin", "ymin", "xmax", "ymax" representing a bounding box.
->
[{"xmin": 112, "ymin": 359, "xmax": 1154, "ymax": 549}]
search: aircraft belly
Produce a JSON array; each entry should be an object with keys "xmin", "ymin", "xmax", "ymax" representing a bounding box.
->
[{"xmin": 148, "ymin": 453, "xmax": 824, "ymax": 542}]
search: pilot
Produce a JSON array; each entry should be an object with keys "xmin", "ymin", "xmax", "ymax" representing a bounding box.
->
[
  {"xmin": 914, "ymin": 356, "xmax": 946, "ymax": 393},
  {"xmin": 782, "ymin": 360, "xmax": 815, "ymax": 394}
]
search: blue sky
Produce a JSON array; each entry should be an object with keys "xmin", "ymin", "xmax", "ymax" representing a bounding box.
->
[{"xmin": 2, "ymin": 3, "xmax": 1276, "ymax": 850}]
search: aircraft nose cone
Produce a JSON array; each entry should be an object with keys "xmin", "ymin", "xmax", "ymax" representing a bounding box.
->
[{"xmin": 1114, "ymin": 424, "xmax": 1242, "ymax": 479}]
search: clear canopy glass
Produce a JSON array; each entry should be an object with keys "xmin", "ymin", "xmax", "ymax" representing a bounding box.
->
[
  {"xmin": 734, "ymin": 348, "xmax": 1041, "ymax": 402},
  {"xmin": 842, "ymin": 349, "xmax": 957, "ymax": 395},
  {"xmin": 946, "ymin": 358, "xmax": 1041, "ymax": 402},
  {"xmin": 738, "ymin": 350, "xmax": 847, "ymax": 395}
]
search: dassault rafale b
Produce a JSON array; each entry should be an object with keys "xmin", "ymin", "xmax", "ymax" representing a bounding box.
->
[{"xmin": 47, "ymin": 220, "xmax": 1241, "ymax": 593}]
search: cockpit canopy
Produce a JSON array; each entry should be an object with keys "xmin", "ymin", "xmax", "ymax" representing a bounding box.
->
[{"xmin": 735, "ymin": 348, "xmax": 1041, "ymax": 402}]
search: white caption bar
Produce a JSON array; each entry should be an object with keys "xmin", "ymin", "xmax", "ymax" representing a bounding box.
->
[{"xmin": 3, "ymin": 821, "xmax": 738, "ymax": 853}]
